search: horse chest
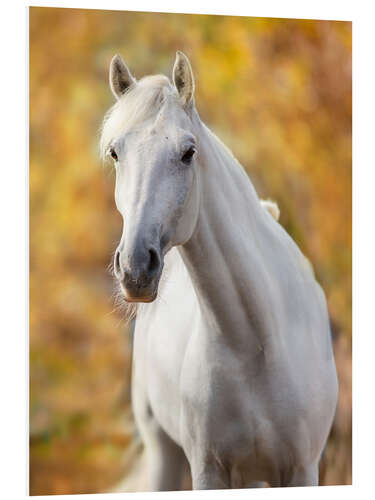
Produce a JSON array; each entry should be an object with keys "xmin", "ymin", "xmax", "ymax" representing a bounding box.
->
[{"xmin": 179, "ymin": 340, "xmax": 266, "ymax": 450}]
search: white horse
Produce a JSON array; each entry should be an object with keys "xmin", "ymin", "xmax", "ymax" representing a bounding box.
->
[{"xmin": 100, "ymin": 52, "xmax": 338, "ymax": 490}]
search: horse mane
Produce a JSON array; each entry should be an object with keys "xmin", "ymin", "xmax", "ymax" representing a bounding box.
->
[
  {"xmin": 100, "ymin": 75, "xmax": 175, "ymax": 159},
  {"xmin": 260, "ymin": 199, "xmax": 280, "ymax": 221}
]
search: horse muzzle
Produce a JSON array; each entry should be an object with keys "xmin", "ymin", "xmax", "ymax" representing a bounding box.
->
[
  {"xmin": 120, "ymin": 272, "xmax": 160, "ymax": 303},
  {"xmin": 114, "ymin": 245, "xmax": 162, "ymax": 303}
]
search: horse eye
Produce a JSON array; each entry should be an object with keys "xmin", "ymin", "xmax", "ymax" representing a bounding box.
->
[
  {"xmin": 181, "ymin": 147, "xmax": 196, "ymax": 165},
  {"xmin": 110, "ymin": 148, "xmax": 118, "ymax": 162}
]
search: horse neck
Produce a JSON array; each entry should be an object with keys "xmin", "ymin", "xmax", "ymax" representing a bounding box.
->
[{"xmin": 179, "ymin": 122, "xmax": 273, "ymax": 349}]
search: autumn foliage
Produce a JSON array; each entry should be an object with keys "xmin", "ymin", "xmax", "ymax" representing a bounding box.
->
[{"xmin": 30, "ymin": 7, "xmax": 351, "ymax": 494}]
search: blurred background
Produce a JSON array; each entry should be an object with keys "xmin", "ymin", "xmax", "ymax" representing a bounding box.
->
[{"xmin": 29, "ymin": 7, "xmax": 351, "ymax": 495}]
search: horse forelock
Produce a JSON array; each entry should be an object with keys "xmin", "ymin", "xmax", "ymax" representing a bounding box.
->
[{"xmin": 100, "ymin": 74, "xmax": 175, "ymax": 159}]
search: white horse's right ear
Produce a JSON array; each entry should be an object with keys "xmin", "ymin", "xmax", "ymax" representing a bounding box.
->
[{"xmin": 109, "ymin": 54, "xmax": 136, "ymax": 100}]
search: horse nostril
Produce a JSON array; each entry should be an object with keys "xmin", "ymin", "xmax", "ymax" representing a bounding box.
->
[
  {"xmin": 114, "ymin": 249, "xmax": 123, "ymax": 279},
  {"xmin": 148, "ymin": 248, "xmax": 160, "ymax": 275}
]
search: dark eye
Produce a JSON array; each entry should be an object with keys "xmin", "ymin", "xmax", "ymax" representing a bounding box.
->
[
  {"xmin": 110, "ymin": 148, "xmax": 118, "ymax": 162},
  {"xmin": 181, "ymin": 147, "xmax": 196, "ymax": 165}
]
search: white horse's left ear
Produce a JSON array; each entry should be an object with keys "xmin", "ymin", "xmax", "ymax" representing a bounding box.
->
[{"xmin": 173, "ymin": 51, "xmax": 195, "ymax": 107}]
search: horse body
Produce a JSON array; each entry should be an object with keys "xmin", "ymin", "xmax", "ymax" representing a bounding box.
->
[
  {"xmin": 132, "ymin": 123, "xmax": 337, "ymax": 489},
  {"xmin": 101, "ymin": 52, "xmax": 338, "ymax": 490}
]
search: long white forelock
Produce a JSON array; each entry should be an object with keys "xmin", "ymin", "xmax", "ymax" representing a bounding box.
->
[{"xmin": 100, "ymin": 75, "xmax": 176, "ymax": 160}]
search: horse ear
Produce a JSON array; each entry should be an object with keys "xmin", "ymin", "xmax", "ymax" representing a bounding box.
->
[
  {"xmin": 109, "ymin": 54, "xmax": 136, "ymax": 100},
  {"xmin": 172, "ymin": 51, "xmax": 195, "ymax": 107}
]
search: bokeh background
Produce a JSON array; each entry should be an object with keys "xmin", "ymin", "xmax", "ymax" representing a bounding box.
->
[{"xmin": 29, "ymin": 7, "xmax": 352, "ymax": 495}]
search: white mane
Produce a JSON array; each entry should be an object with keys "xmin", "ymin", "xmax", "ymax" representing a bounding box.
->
[
  {"xmin": 100, "ymin": 75, "xmax": 175, "ymax": 159},
  {"xmin": 260, "ymin": 199, "xmax": 280, "ymax": 221}
]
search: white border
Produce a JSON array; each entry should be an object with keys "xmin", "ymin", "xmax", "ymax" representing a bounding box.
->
[
  {"xmin": 27, "ymin": 0, "xmax": 354, "ymax": 21},
  {"xmin": 1, "ymin": 1, "xmax": 373, "ymax": 499}
]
